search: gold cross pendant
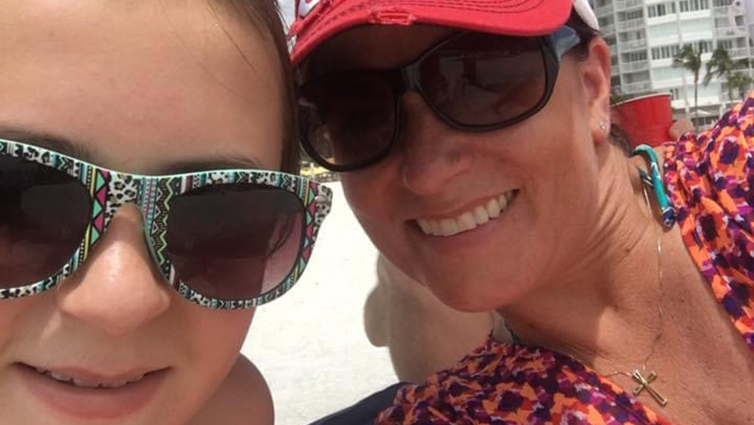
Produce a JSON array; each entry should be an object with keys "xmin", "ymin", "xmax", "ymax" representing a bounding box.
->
[{"xmin": 631, "ymin": 370, "xmax": 668, "ymax": 407}]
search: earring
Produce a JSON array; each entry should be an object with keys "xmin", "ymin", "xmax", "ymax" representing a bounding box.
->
[{"xmin": 599, "ymin": 122, "xmax": 608, "ymax": 132}]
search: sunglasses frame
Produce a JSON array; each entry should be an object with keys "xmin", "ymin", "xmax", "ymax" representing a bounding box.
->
[
  {"xmin": 0, "ymin": 138, "xmax": 333, "ymax": 309},
  {"xmin": 299, "ymin": 26, "xmax": 583, "ymax": 172}
]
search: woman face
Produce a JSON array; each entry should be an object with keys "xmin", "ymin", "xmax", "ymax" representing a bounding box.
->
[
  {"xmin": 311, "ymin": 25, "xmax": 611, "ymax": 312},
  {"xmin": 0, "ymin": 1, "xmax": 283, "ymax": 424}
]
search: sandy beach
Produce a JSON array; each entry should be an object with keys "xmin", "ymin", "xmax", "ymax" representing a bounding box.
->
[
  {"xmin": 241, "ymin": 182, "xmax": 398, "ymax": 425},
  {"xmin": 246, "ymin": 6, "xmax": 398, "ymax": 424}
]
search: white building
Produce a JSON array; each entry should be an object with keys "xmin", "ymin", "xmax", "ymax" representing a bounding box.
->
[
  {"xmin": 594, "ymin": 0, "xmax": 754, "ymax": 127},
  {"xmin": 746, "ymin": 0, "xmax": 754, "ymax": 37}
]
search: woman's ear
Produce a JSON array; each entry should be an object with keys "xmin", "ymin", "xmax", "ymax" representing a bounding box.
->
[{"xmin": 581, "ymin": 37, "xmax": 612, "ymax": 145}]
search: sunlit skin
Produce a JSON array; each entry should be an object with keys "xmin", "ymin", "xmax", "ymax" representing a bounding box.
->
[
  {"xmin": 0, "ymin": 1, "xmax": 280, "ymax": 424},
  {"xmin": 309, "ymin": 25, "xmax": 754, "ymax": 424},
  {"xmin": 309, "ymin": 25, "xmax": 614, "ymax": 312},
  {"xmin": 364, "ymin": 254, "xmax": 496, "ymax": 383}
]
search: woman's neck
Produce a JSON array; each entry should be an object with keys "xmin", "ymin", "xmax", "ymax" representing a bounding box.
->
[
  {"xmin": 494, "ymin": 143, "xmax": 754, "ymax": 424},
  {"xmin": 495, "ymin": 144, "xmax": 670, "ymax": 368}
]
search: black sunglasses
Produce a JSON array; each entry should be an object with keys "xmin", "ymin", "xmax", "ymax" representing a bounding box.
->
[{"xmin": 299, "ymin": 26, "xmax": 582, "ymax": 172}]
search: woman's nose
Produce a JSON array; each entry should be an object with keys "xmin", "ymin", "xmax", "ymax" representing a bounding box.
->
[
  {"xmin": 397, "ymin": 92, "xmax": 473, "ymax": 196},
  {"xmin": 56, "ymin": 204, "xmax": 171, "ymax": 336}
]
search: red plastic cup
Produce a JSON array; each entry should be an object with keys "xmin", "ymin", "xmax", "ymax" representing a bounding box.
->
[{"xmin": 611, "ymin": 93, "xmax": 673, "ymax": 148}]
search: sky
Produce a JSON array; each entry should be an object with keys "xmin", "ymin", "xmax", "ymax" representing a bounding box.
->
[{"xmin": 278, "ymin": 0, "xmax": 296, "ymax": 29}]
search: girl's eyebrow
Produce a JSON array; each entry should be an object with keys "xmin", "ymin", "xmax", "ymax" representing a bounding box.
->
[
  {"xmin": 0, "ymin": 128, "xmax": 264, "ymax": 173},
  {"xmin": 0, "ymin": 128, "xmax": 96, "ymax": 162},
  {"xmin": 160, "ymin": 157, "xmax": 264, "ymax": 174}
]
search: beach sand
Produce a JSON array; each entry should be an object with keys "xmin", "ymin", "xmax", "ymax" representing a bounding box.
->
[{"xmin": 241, "ymin": 182, "xmax": 398, "ymax": 425}]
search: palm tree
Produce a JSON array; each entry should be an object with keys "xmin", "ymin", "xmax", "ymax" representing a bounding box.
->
[
  {"xmin": 704, "ymin": 46, "xmax": 750, "ymax": 103},
  {"xmin": 673, "ymin": 45, "xmax": 702, "ymax": 127},
  {"xmin": 727, "ymin": 71, "xmax": 754, "ymax": 100}
]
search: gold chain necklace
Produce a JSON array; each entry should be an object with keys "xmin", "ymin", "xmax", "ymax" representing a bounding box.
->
[
  {"xmin": 504, "ymin": 178, "xmax": 669, "ymax": 407},
  {"xmin": 602, "ymin": 180, "xmax": 667, "ymax": 407}
]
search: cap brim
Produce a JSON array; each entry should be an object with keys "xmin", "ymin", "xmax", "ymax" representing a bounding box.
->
[{"xmin": 291, "ymin": 0, "xmax": 573, "ymax": 64}]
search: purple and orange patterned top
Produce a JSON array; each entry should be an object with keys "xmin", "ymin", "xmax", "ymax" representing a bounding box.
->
[{"xmin": 375, "ymin": 95, "xmax": 754, "ymax": 425}]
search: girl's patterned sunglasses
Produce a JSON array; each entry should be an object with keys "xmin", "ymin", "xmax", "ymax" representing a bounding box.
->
[{"xmin": 0, "ymin": 139, "xmax": 332, "ymax": 309}]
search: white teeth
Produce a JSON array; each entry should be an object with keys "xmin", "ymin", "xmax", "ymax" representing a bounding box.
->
[
  {"xmin": 498, "ymin": 194, "xmax": 508, "ymax": 210},
  {"xmin": 50, "ymin": 372, "xmax": 74, "ymax": 383},
  {"xmin": 415, "ymin": 191, "xmax": 516, "ymax": 237},
  {"xmin": 457, "ymin": 212, "xmax": 477, "ymax": 233},
  {"xmin": 37, "ymin": 368, "xmax": 145, "ymax": 389},
  {"xmin": 430, "ymin": 220, "xmax": 442, "ymax": 236},
  {"xmin": 72, "ymin": 377, "xmax": 101, "ymax": 388},
  {"xmin": 439, "ymin": 219, "xmax": 458, "ymax": 236},
  {"xmin": 100, "ymin": 375, "xmax": 143, "ymax": 388},
  {"xmin": 473, "ymin": 206, "xmax": 489, "ymax": 225},
  {"xmin": 486, "ymin": 198, "xmax": 501, "ymax": 218}
]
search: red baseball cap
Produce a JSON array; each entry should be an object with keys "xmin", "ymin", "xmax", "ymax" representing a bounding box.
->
[{"xmin": 289, "ymin": 0, "xmax": 600, "ymax": 65}]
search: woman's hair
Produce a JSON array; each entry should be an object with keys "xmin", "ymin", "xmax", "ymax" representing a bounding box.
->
[
  {"xmin": 214, "ymin": 0, "xmax": 300, "ymax": 173},
  {"xmin": 565, "ymin": 11, "xmax": 632, "ymax": 155}
]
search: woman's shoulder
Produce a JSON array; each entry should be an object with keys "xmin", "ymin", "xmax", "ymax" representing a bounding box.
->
[
  {"xmin": 662, "ymin": 92, "xmax": 754, "ymax": 267},
  {"xmin": 376, "ymin": 338, "xmax": 667, "ymax": 425},
  {"xmin": 187, "ymin": 355, "xmax": 274, "ymax": 425},
  {"xmin": 663, "ymin": 93, "xmax": 754, "ymax": 188},
  {"xmin": 661, "ymin": 94, "xmax": 754, "ymax": 351}
]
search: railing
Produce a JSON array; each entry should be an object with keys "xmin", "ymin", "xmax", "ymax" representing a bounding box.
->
[
  {"xmin": 621, "ymin": 81, "xmax": 653, "ymax": 93},
  {"xmin": 719, "ymin": 87, "xmax": 754, "ymax": 105},
  {"xmin": 728, "ymin": 47, "xmax": 752, "ymax": 59},
  {"xmin": 712, "ymin": 6, "xmax": 730, "ymax": 17},
  {"xmin": 716, "ymin": 26, "xmax": 747, "ymax": 38},
  {"xmin": 622, "ymin": 60, "xmax": 650, "ymax": 72},
  {"xmin": 615, "ymin": 0, "xmax": 643, "ymax": 11},
  {"xmin": 622, "ymin": 39, "xmax": 647, "ymax": 51},
  {"xmin": 617, "ymin": 18, "xmax": 645, "ymax": 32},
  {"xmin": 596, "ymin": 4, "xmax": 614, "ymax": 16},
  {"xmin": 612, "ymin": 64, "xmax": 621, "ymax": 76}
]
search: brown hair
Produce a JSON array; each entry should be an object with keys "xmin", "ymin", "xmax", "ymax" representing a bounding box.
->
[
  {"xmin": 213, "ymin": 0, "xmax": 300, "ymax": 173},
  {"xmin": 565, "ymin": 11, "xmax": 631, "ymax": 155}
]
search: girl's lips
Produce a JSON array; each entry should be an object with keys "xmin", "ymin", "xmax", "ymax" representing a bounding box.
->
[{"xmin": 14, "ymin": 362, "xmax": 169, "ymax": 421}]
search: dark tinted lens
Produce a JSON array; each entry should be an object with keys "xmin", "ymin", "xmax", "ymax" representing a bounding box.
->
[
  {"xmin": 421, "ymin": 33, "xmax": 547, "ymax": 126},
  {"xmin": 167, "ymin": 184, "xmax": 303, "ymax": 301},
  {"xmin": 301, "ymin": 72, "xmax": 396, "ymax": 168},
  {"xmin": 0, "ymin": 155, "xmax": 91, "ymax": 288}
]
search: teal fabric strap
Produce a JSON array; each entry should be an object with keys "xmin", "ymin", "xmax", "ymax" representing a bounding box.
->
[{"xmin": 632, "ymin": 144, "xmax": 676, "ymax": 229}]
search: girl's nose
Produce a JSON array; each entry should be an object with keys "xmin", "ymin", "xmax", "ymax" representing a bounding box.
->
[{"xmin": 56, "ymin": 204, "xmax": 171, "ymax": 336}]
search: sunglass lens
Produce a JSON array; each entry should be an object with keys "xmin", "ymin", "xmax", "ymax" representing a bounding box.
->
[
  {"xmin": 421, "ymin": 33, "xmax": 547, "ymax": 127},
  {"xmin": 0, "ymin": 155, "xmax": 91, "ymax": 288},
  {"xmin": 301, "ymin": 72, "xmax": 396, "ymax": 168},
  {"xmin": 167, "ymin": 184, "xmax": 304, "ymax": 301}
]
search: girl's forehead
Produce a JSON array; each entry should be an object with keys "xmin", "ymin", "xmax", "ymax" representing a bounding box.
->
[{"xmin": 0, "ymin": 0, "xmax": 284, "ymax": 173}]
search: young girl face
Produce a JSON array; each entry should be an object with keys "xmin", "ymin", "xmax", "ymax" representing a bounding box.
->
[{"xmin": 0, "ymin": 1, "xmax": 286, "ymax": 424}]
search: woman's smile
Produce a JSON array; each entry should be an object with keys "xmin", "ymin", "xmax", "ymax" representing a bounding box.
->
[{"xmin": 415, "ymin": 190, "xmax": 518, "ymax": 237}]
